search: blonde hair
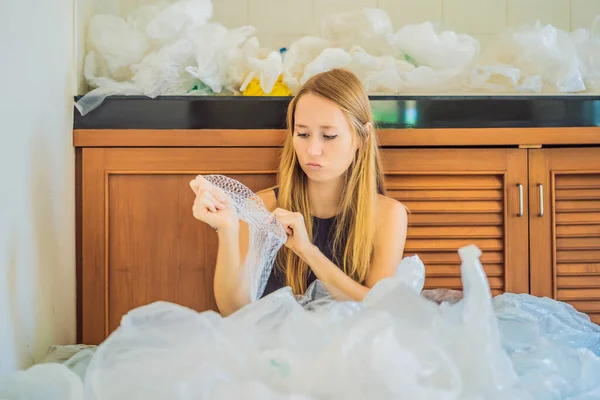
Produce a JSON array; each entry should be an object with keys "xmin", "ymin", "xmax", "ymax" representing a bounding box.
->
[{"xmin": 274, "ymin": 68, "xmax": 386, "ymax": 295}]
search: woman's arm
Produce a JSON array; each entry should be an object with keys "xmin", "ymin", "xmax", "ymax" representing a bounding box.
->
[
  {"xmin": 213, "ymin": 190, "xmax": 277, "ymax": 316},
  {"xmin": 296, "ymin": 197, "xmax": 408, "ymax": 301},
  {"xmin": 212, "ymin": 223, "xmax": 250, "ymax": 316}
]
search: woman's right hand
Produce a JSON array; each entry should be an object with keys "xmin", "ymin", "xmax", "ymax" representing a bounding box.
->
[{"xmin": 190, "ymin": 176, "xmax": 238, "ymax": 232}]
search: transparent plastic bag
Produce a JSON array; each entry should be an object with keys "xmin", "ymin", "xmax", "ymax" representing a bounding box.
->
[
  {"xmin": 192, "ymin": 175, "xmax": 287, "ymax": 301},
  {"xmin": 87, "ymin": 14, "xmax": 150, "ymax": 80},
  {"xmin": 282, "ymin": 36, "xmax": 332, "ymax": 95},
  {"xmin": 144, "ymin": 0, "xmax": 212, "ymax": 41},
  {"xmin": 571, "ymin": 16, "xmax": 600, "ymax": 92},
  {"xmin": 42, "ymin": 345, "xmax": 98, "ymax": 381},
  {"xmin": 81, "ymin": 244, "xmax": 532, "ymax": 399},
  {"xmin": 394, "ymin": 22, "xmax": 480, "ymax": 71},
  {"xmin": 300, "ymin": 48, "xmax": 352, "ymax": 86},
  {"xmin": 319, "ymin": 8, "xmax": 395, "ymax": 56},
  {"xmin": 0, "ymin": 363, "xmax": 83, "ymax": 400}
]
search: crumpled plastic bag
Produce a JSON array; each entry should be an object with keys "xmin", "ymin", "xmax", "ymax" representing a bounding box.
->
[
  {"xmin": 77, "ymin": 0, "xmax": 270, "ymax": 115},
  {"xmin": 282, "ymin": 36, "xmax": 332, "ymax": 94},
  {"xmin": 346, "ymin": 48, "xmax": 413, "ymax": 94},
  {"xmin": 41, "ymin": 345, "xmax": 98, "ymax": 381},
  {"xmin": 239, "ymin": 46, "xmax": 284, "ymax": 95},
  {"xmin": 319, "ymin": 8, "xmax": 396, "ymax": 57},
  {"xmin": 87, "ymin": 14, "xmax": 150, "ymax": 80},
  {"xmin": 0, "ymin": 363, "xmax": 84, "ymax": 400},
  {"xmin": 3, "ymin": 244, "xmax": 600, "ymax": 398},
  {"xmin": 144, "ymin": 0, "xmax": 212, "ymax": 41},
  {"xmin": 476, "ymin": 21, "xmax": 586, "ymax": 93},
  {"xmin": 394, "ymin": 21, "xmax": 480, "ymax": 71},
  {"xmin": 185, "ymin": 24, "xmax": 258, "ymax": 93},
  {"xmin": 571, "ymin": 15, "xmax": 600, "ymax": 92},
  {"xmin": 393, "ymin": 21, "xmax": 480, "ymax": 92},
  {"xmin": 493, "ymin": 293, "xmax": 600, "ymax": 398},
  {"xmin": 78, "ymin": 244, "xmax": 530, "ymax": 399}
]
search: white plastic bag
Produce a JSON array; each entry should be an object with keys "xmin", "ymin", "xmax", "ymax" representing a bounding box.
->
[
  {"xmin": 282, "ymin": 36, "xmax": 332, "ymax": 94},
  {"xmin": 87, "ymin": 14, "xmax": 150, "ymax": 80},
  {"xmin": 0, "ymin": 363, "xmax": 83, "ymax": 400},
  {"xmin": 320, "ymin": 8, "xmax": 395, "ymax": 56},
  {"xmin": 145, "ymin": 0, "xmax": 212, "ymax": 41},
  {"xmin": 394, "ymin": 22, "xmax": 480, "ymax": 71},
  {"xmin": 300, "ymin": 48, "xmax": 352, "ymax": 86}
]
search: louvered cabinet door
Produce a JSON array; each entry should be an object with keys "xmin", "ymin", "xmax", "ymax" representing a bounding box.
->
[
  {"xmin": 530, "ymin": 148, "xmax": 600, "ymax": 324},
  {"xmin": 381, "ymin": 149, "xmax": 529, "ymax": 296}
]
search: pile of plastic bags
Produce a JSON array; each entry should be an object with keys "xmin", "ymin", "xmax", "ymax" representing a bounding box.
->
[
  {"xmin": 2, "ymin": 175, "xmax": 600, "ymax": 399},
  {"xmin": 2, "ymin": 245, "xmax": 600, "ymax": 399},
  {"xmin": 75, "ymin": 0, "xmax": 600, "ymax": 115}
]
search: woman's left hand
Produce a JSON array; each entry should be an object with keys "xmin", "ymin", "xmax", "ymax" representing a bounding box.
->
[{"xmin": 272, "ymin": 208, "xmax": 313, "ymax": 256}]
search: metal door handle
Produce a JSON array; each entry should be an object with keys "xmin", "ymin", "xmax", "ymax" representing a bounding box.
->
[
  {"xmin": 537, "ymin": 183, "xmax": 544, "ymax": 217},
  {"xmin": 517, "ymin": 184, "xmax": 523, "ymax": 217}
]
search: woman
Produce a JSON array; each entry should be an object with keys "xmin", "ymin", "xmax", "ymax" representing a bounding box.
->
[{"xmin": 191, "ymin": 69, "xmax": 408, "ymax": 316}]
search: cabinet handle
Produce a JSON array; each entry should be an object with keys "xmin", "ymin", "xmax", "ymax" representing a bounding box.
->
[
  {"xmin": 537, "ymin": 183, "xmax": 544, "ymax": 217},
  {"xmin": 517, "ymin": 184, "xmax": 523, "ymax": 217}
]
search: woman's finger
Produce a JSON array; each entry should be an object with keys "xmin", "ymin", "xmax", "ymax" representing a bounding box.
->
[{"xmin": 201, "ymin": 191, "xmax": 224, "ymax": 213}]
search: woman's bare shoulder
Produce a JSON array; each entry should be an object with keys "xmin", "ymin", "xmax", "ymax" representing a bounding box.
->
[{"xmin": 376, "ymin": 194, "xmax": 408, "ymax": 226}]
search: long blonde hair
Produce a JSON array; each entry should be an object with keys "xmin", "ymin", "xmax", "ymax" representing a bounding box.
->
[{"xmin": 274, "ymin": 68, "xmax": 386, "ymax": 295}]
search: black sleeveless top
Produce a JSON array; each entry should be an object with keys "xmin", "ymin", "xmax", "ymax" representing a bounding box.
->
[{"xmin": 260, "ymin": 187, "xmax": 342, "ymax": 298}]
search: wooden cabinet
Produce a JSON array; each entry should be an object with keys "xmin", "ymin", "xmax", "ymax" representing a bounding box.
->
[
  {"xmin": 75, "ymin": 128, "xmax": 600, "ymax": 344},
  {"xmin": 529, "ymin": 148, "xmax": 600, "ymax": 324}
]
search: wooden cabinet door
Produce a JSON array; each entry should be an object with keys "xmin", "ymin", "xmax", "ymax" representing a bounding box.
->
[
  {"xmin": 382, "ymin": 149, "xmax": 529, "ymax": 296},
  {"xmin": 81, "ymin": 148, "xmax": 279, "ymax": 344},
  {"xmin": 529, "ymin": 148, "xmax": 600, "ymax": 324}
]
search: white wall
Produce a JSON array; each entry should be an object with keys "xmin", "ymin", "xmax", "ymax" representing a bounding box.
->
[
  {"xmin": 214, "ymin": 0, "xmax": 600, "ymax": 50},
  {"xmin": 0, "ymin": 0, "xmax": 76, "ymax": 372}
]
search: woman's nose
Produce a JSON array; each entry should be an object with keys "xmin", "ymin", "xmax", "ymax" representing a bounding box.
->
[{"xmin": 306, "ymin": 138, "xmax": 322, "ymax": 156}]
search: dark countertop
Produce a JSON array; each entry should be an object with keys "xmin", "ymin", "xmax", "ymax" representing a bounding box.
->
[{"xmin": 73, "ymin": 95, "xmax": 600, "ymax": 130}]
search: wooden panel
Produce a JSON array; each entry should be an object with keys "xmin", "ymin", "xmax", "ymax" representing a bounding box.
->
[
  {"xmin": 382, "ymin": 148, "xmax": 529, "ymax": 295},
  {"xmin": 107, "ymin": 173, "xmax": 277, "ymax": 334},
  {"xmin": 82, "ymin": 148, "xmax": 280, "ymax": 344},
  {"xmin": 530, "ymin": 148, "xmax": 600, "ymax": 323},
  {"xmin": 73, "ymin": 127, "xmax": 600, "ymax": 147}
]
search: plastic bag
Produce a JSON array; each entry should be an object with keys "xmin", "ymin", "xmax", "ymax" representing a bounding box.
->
[
  {"xmin": 300, "ymin": 48, "xmax": 352, "ymax": 86},
  {"xmin": 282, "ymin": 36, "xmax": 332, "ymax": 95},
  {"xmin": 79, "ymin": 244, "xmax": 531, "ymax": 399},
  {"xmin": 87, "ymin": 14, "xmax": 150, "ymax": 80},
  {"xmin": 394, "ymin": 22, "xmax": 480, "ymax": 71},
  {"xmin": 190, "ymin": 175, "xmax": 287, "ymax": 301},
  {"xmin": 493, "ymin": 293, "xmax": 600, "ymax": 398},
  {"xmin": 145, "ymin": 0, "xmax": 212, "ymax": 41},
  {"xmin": 42, "ymin": 345, "xmax": 98, "ymax": 381},
  {"xmin": 479, "ymin": 22, "xmax": 586, "ymax": 93},
  {"xmin": 0, "ymin": 363, "xmax": 84, "ymax": 400},
  {"xmin": 347, "ymin": 48, "xmax": 412, "ymax": 94},
  {"xmin": 571, "ymin": 16, "xmax": 600, "ymax": 92},
  {"xmin": 239, "ymin": 48, "xmax": 283, "ymax": 94},
  {"xmin": 319, "ymin": 8, "xmax": 396, "ymax": 56}
]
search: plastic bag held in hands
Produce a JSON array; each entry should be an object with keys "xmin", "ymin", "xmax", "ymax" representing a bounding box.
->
[
  {"xmin": 190, "ymin": 175, "xmax": 286, "ymax": 301},
  {"xmin": 190, "ymin": 175, "xmax": 236, "ymax": 231}
]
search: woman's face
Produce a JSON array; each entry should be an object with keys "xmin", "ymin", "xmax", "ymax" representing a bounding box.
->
[{"xmin": 292, "ymin": 93, "xmax": 360, "ymax": 184}]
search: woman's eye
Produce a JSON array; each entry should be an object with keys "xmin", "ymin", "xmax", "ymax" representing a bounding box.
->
[
  {"xmin": 296, "ymin": 132, "xmax": 309, "ymax": 138},
  {"xmin": 323, "ymin": 135, "xmax": 338, "ymax": 140}
]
